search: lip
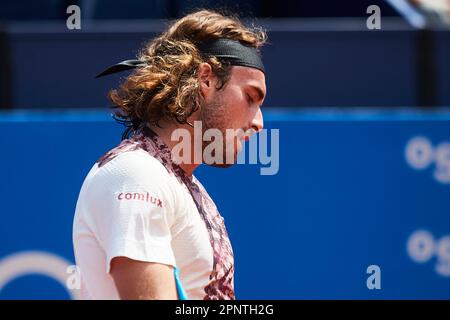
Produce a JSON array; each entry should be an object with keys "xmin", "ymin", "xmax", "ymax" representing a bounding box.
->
[{"xmin": 241, "ymin": 128, "xmax": 255, "ymax": 142}]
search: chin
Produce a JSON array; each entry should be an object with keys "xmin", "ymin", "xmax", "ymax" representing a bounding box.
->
[
  {"xmin": 203, "ymin": 138, "xmax": 241, "ymax": 168},
  {"xmin": 207, "ymin": 145, "xmax": 238, "ymax": 168}
]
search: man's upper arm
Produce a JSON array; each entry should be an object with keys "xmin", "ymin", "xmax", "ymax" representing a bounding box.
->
[
  {"xmin": 86, "ymin": 152, "xmax": 179, "ymax": 299},
  {"xmin": 110, "ymin": 256, "xmax": 178, "ymax": 300}
]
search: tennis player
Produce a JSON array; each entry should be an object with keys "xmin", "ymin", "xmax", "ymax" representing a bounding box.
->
[{"xmin": 73, "ymin": 9, "xmax": 266, "ymax": 300}]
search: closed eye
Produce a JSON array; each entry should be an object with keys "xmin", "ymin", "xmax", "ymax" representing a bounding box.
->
[
  {"xmin": 246, "ymin": 93, "xmax": 254, "ymax": 105},
  {"xmin": 246, "ymin": 85, "xmax": 265, "ymax": 107}
]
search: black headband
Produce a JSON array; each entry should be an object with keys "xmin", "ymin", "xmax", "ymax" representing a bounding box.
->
[{"xmin": 95, "ymin": 38, "xmax": 264, "ymax": 78}]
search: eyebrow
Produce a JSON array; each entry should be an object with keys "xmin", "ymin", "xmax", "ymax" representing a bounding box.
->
[{"xmin": 248, "ymin": 85, "xmax": 265, "ymax": 102}]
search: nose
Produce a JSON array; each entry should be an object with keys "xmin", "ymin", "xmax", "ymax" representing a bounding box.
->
[{"xmin": 250, "ymin": 108, "xmax": 264, "ymax": 133}]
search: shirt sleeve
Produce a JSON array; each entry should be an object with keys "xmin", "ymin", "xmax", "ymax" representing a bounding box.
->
[{"xmin": 83, "ymin": 150, "xmax": 177, "ymax": 273}]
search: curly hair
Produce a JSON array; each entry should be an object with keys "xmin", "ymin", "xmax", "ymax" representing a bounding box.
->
[{"xmin": 108, "ymin": 9, "xmax": 267, "ymax": 139}]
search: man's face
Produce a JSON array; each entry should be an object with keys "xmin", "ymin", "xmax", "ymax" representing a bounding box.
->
[{"xmin": 200, "ymin": 66, "xmax": 266, "ymax": 167}]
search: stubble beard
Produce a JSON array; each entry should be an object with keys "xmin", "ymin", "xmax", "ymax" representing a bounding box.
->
[{"xmin": 200, "ymin": 94, "xmax": 239, "ymax": 168}]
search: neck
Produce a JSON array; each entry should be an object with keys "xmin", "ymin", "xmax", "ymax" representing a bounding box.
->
[{"xmin": 148, "ymin": 121, "xmax": 201, "ymax": 177}]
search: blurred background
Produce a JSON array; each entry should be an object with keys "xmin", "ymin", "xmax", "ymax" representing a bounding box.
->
[{"xmin": 0, "ymin": 0, "xmax": 449, "ymax": 299}]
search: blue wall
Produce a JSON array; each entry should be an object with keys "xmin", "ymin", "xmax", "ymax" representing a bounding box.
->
[{"xmin": 0, "ymin": 109, "xmax": 449, "ymax": 299}]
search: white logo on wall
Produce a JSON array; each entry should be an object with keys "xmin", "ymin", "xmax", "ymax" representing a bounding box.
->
[
  {"xmin": 0, "ymin": 251, "xmax": 82, "ymax": 299},
  {"xmin": 66, "ymin": 5, "xmax": 81, "ymax": 30},
  {"xmin": 366, "ymin": 5, "xmax": 381, "ymax": 30},
  {"xmin": 407, "ymin": 230, "xmax": 450, "ymax": 277},
  {"xmin": 405, "ymin": 136, "xmax": 450, "ymax": 184},
  {"xmin": 366, "ymin": 265, "xmax": 381, "ymax": 290}
]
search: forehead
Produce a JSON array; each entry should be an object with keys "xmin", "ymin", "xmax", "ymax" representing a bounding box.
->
[{"xmin": 228, "ymin": 66, "xmax": 266, "ymax": 93}]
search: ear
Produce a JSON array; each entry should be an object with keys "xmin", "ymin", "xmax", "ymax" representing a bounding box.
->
[{"xmin": 198, "ymin": 63, "xmax": 214, "ymax": 98}]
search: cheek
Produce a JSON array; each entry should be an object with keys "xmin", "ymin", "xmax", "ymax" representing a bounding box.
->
[{"xmin": 223, "ymin": 87, "xmax": 248, "ymax": 127}]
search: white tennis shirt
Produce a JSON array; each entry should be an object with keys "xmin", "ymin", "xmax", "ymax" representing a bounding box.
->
[{"xmin": 72, "ymin": 128, "xmax": 235, "ymax": 300}]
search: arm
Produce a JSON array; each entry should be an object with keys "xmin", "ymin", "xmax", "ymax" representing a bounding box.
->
[{"xmin": 110, "ymin": 256, "xmax": 178, "ymax": 300}]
